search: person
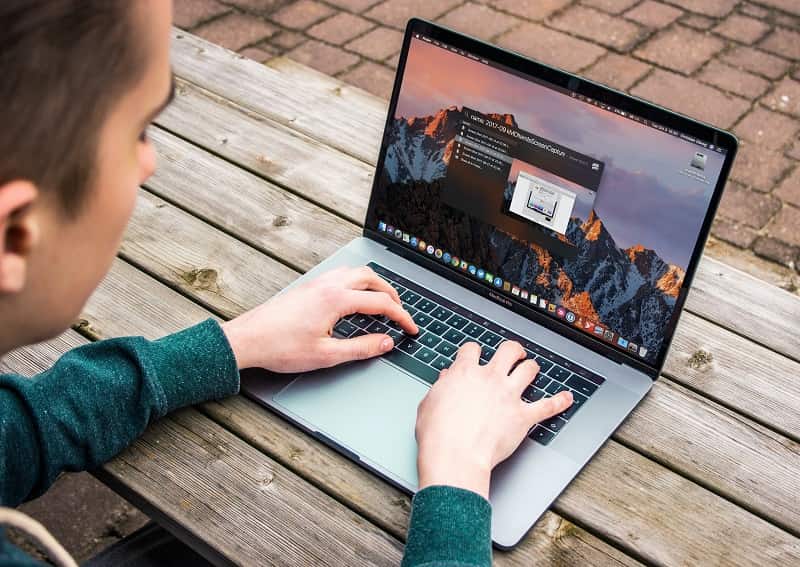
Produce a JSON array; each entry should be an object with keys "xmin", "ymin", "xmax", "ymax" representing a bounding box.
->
[{"xmin": 0, "ymin": 2, "xmax": 573, "ymax": 566}]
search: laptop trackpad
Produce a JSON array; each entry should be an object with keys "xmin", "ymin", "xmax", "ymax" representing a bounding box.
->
[{"xmin": 273, "ymin": 358, "xmax": 428, "ymax": 487}]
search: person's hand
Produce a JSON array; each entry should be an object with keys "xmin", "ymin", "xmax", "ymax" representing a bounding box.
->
[
  {"xmin": 415, "ymin": 340, "xmax": 573, "ymax": 499},
  {"xmin": 221, "ymin": 265, "xmax": 418, "ymax": 372}
]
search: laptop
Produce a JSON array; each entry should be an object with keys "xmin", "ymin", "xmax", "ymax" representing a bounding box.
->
[{"xmin": 242, "ymin": 18, "xmax": 737, "ymax": 548}]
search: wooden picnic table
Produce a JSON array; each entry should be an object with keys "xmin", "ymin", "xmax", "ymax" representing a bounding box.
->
[{"xmin": 3, "ymin": 29, "xmax": 800, "ymax": 566}]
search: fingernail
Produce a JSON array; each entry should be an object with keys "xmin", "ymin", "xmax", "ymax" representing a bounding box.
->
[{"xmin": 381, "ymin": 337, "xmax": 393, "ymax": 351}]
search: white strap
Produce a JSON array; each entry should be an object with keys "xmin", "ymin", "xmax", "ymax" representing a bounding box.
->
[{"xmin": 0, "ymin": 507, "xmax": 78, "ymax": 567}]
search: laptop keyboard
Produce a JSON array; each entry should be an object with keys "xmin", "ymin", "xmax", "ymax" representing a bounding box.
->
[{"xmin": 332, "ymin": 262, "xmax": 606, "ymax": 446}]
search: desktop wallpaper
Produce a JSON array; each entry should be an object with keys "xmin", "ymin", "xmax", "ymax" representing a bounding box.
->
[{"xmin": 369, "ymin": 39, "xmax": 725, "ymax": 364}]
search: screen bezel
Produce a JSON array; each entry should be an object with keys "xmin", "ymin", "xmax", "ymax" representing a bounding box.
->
[{"xmin": 363, "ymin": 18, "xmax": 739, "ymax": 380}]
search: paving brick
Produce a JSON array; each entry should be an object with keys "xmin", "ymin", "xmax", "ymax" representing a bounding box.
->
[
  {"xmin": 762, "ymin": 77, "xmax": 800, "ymax": 118},
  {"xmin": 774, "ymin": 12, "xmax": 800, "ymax": 29},
  {"xmin": 624, "ymin": 1, "xmax": 683, "ymax": 28},
  {"xmin": 194, "ymin": 12, "xmax": 277, "ymax": 51},
  {"xmin": 735, "ymin": 107, "xmax": 800, "ymax": 150},
  {"xmin": 766, "ymin": 205, "xmax": 800, "ymax": 247},
  {"xmin": 630, "ymin": 69, "xmax": 750, "ymax": 128},
  {"xmin": 173, "ymin": 0, "xmax": 230, "ymax": 29},
  {"xmin": 730, "ymin": 142, "xmax": 793, "ymax": 192},
  {"xmin": 788, "ymin": 139, "xmax": 800, "ymax": 160},
  {"xmin": 697, "ymin": 60, "xmax": 770, "ymax": 100},
  {"xmin": 488, "ymin": 0, "xmax": 572, "ymax": 20},
  {"xmin": 320, "ymin": 0, "xmax": 382, "ymax": 11},
  {"xmin": 270, "ymin": 0, "xmax": 335, "ymax": 30},
  {"xmin": 581, "ymin": 0, "xmax": 640, "ymax": 14},
  {"xmin": 717, "ymin": 182, "xmax": 781, "ymax": 228},
  {"xmin": 496, "ymin": 23, "xmax": 606, "ymax": 72},
  {"xmin": 239, "ymin": 45, "xmax": 277, "ymax": 62},
  {"xmin": 711, "ymin": 217, "xmax": 759, "ymax": 248},
  {"xmin": 721, "ymin": 46, "xmax": 792, "ymax": 80},
  {"xmin": 308, "ymin": 12, "xmax": 375, "ymax": 44},
  {"xmin": 739, "ymin": 3, "xmax": 770, "ymax": 19},
  {"xmin": 759, "ymin": 27, "xmax": 800, "ymax": 61},
  {"xmin": 286, "ymin": 39, "xmax": 360, "ymax": 75},
  {"xmin": 775, "ymin": 166, "xmax": 800, "ymax": 208},
  {"xmin": 681, "ymin": 14, "xmax": 716, "ymax": 30},
  {"xmin": 549, "ymin": 6, "xmax": 646, "ymax": 51},
  {"xmin": 636, "ymin": 26, "xmax": 725, "ymax": 74},
  {"xmin": 341, "ymin": 60, "xmax": 396, "ymax": 98},
  {"xmin": 365, "ymin": 0, "xmax": 461, "ymax": 29},
  {"xmin": 713, "ymin": 14, "xmax": 771, "ymax": 43},
  {"xmin": 665, "ymin": 0, "xmax": 736, "ymax": 18},
  {"xmin": 225, "ymin": 0, "xmax": 283, "ymax": 12},
  {"xmin": 583, "ymin": 53, "xmax": 651, "ymax": 90},
  {"xmin": 437, "ymin": 3, "xmax": 519, "ymax": 41},
  {"xmin": 270, "ymin": 30, "xmax": 307, "ymax": 49},
  {"xmin": 346, "ymin": 26, "xmax": 404, "ymax": 61},
  {"xmin": 753, "ymin": 235, "xmax": 799, "ymax": 267},
  {"xmin": 753, "ymin": 0, "xmax": 800, "ymax": 17}
]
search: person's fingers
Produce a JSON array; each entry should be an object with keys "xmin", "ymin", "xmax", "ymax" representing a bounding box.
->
[
  {"xmin": 340, "ymin": 266, "xmax": 402, "ymax": 304},
  {"xmin": 342, "ymin": 289, "xmax": 417, "ymax": 334},
  {"xmin": 451, "ymin": 341, "xmax": 481, "ymax": 369},
  {"xmin": 522, "ymin": 391, "xmax": 573, "ymax": 426},
  {"xmin": 321, "ymin": 333, "xmax": 394, "ymax": 366},
  {"xmin": 486, "ymin": 340, "xmax": 526, "ymax": 375},
  {"xmin": 508, "ymin": 358, "xmax": 540, "ymax": 393}
]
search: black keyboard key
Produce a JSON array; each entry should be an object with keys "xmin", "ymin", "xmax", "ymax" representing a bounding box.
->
[
  {"xmin": 350, "ymin": 328, "xmax": 367, "ymax": 338},
  {"xmin": 430, "ymin": 306, "xmax": 453, "ymax": 321},
  {"xmin": 529, "ymin": 426, "xmax": 555, "ymax": 445},
  {"xmin": 533, "ymin": 374, "xmax": 550, "ymax": 389},
  {"xmin": 333, "ymin": 320, "xmax": 357, "ymax": 337},
  {"xmin": 383, "ymin": 349, "xmax": 439, "ymax": 385},
  {"xmin": 397, "ymin": 338, "xmax": 422, "ymax": 355},
  {"xmin": 434, "ymin": 341, "xmax": 458, "ymax": 358},
  {"xmin": 480, "ymin": 345, "xmax": 496, "ymax": 362},
  {"xmin": 427, "ymin": 321, "xmax": 449, "ymax": 336},
  {"xmin": 548, "ymin": 365, "xmax": 571, "ymax": 383},
  {"xmin": 522, "ymin": 386, "xmax": 544, "ymax": 402},
  {"xmin": 479, "ymin": 330, "xmax": 501, "ymax": 347},
  {"xmin": 366, "ymin": 320, "xmax": 389, "ymax": 334},
  {"xmin": 540, "ymin": 416, "xmax": 567, "ymax": 433},
  {"xmin": 535, "ymin": 357, "xmax": 553, "ymax": 373},
  {"xmin": 387, "ymin": 330, "xmax": 405, "ymax": 344},
  {"xmin": 351, "ymin": 314, "xmax": 373, "ymax": 328},
  {"xmin": 418, "ymin": 332, "xmax": 442, "ymax": 349},
  {"xmin": 431, "ymin": 356, "xmax": 452, "ymax": 371},
  {"xmin": 389, "ymin": 282, "xmax": 406, "ymax": 295},
  {"xmin": 447, "ymin": 314, "xmax": 468, "ymax": 330},
  {"xmin": 405, "ymin": 305, "xmax": 418, "ymax": 317},
  {"xmin": 414, "ymin": 347, "xmax": 437, "ymax": 364},
  {"xmin": 545, "ymin": 381, "xmax": 566, "ymax": 395},
  {"xmin": 412, "ymin": 312, "xmax": 433, "ymax": 328},
  {"xmin": 566, "ymin": 374, "xmax": 598, "ymax": 397},
  {"xmin": 443, "ymin": 328, "xmax": 465, "ymax": 345},
  {"xmin": 415, "ymin": 299, "xmax": 436, "ymax": 313},
  {"xmin": 463, "ymin": 322, "xmax": 485, "ymax": 338},
  {"xmin": 400, "ymin": 290, "xmax": 421, "ymax": 305},
  {"xmin": 559, "ymin": 391, "xmax": 588, "ymax": 420}
]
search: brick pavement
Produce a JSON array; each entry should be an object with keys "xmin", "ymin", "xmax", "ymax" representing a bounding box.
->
[{"xmin": 178, "ymin": 0, "xmax": 800, "ymax": 279}]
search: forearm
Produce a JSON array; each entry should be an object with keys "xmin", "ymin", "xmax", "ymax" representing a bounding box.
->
[
  {"xmin": 0, "ymin": 319, "xmax": 239, "ymax": 507},
  {"xmin": 401, "ymin": 486, "xmax": 492, "ymax": 567}
]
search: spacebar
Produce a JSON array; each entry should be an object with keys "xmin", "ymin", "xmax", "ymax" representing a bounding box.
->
[{"xmin": 383, "ymin": 349, "xmax": 439, "ymax": 385}]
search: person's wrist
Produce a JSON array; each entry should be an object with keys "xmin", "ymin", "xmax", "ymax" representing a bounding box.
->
[
  {"xmin": 221, "ymin": 319, "xmax": 251, "ymax": 370},
  {"xmin": 417, "ymin": 448, "xmax": 492, "ymax": 499}
]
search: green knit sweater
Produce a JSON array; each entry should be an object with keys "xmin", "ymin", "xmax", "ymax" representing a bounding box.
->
[{"xmin": 0, "ymin": 319, "xmax": 491, "ymax": 566}]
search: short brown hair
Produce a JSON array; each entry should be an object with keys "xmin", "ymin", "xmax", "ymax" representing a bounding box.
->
[{"xmin": 0, "ymin": 1, "xmax": 147, "ymax": 217}]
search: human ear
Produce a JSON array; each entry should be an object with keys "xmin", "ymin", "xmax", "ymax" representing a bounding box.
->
[{"xmin": 0, "ymin": 180, "xmax": 39, "ymax": 294}]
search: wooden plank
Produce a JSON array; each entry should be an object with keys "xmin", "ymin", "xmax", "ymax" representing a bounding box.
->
[
  {"xmin": 122, "ymin": 189, "xmax": 298, "ymax": 319},
  {"xmin": 0, "ymin": 329, "xmax": 85, "ymax": 375},
  {"xmin": 134, "ymin": 126, "xmax": 800, "ymax": 533},
  {"xmin": 93, "ymin": 229, "xmax": 800, "ymax": 564},
  {"xmin": 159, "ymin": 77, "xmax": 373, "ymax": 225},
  {"xmin": 161, "ymin": 61, "xmax": 800, "ymax": 440},
  {"xmin": 168, "ymin": 30, "xmax": 800, "ymax": 363},
  {"xmin": 171, "ymin": 30, "xmax": 383, "ymax": 165}
]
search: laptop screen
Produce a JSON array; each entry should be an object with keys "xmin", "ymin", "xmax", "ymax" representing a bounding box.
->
[{"xmin": 366, "ymin": 28, "xmax": 733, "ymax": 371}]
